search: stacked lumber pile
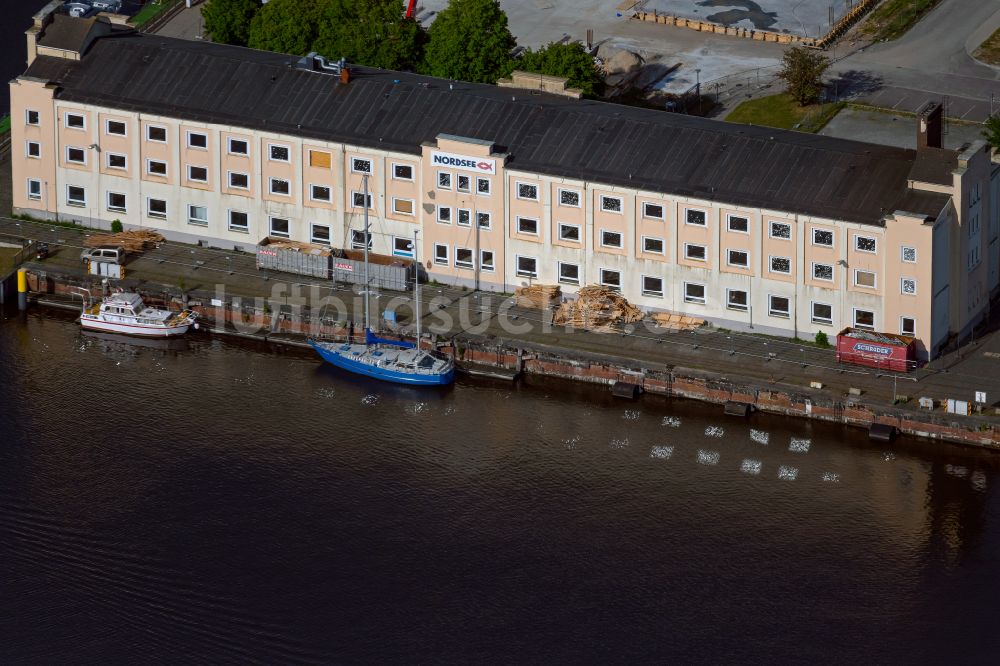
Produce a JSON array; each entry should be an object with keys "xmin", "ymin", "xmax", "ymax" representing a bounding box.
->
[
  {"xmin": 264, "ymin": 238, "xmax": 332, "ymax": 256},
  {"xmin": 649, "ymin": 312, "xmax": 704, "ymax": 331},
  {"xmin": 514, "ymin": 284, "xmax": 561, "ymax": 309},
  {"xmin": 553, "ymin": 286, "xmax": 643, "ymax": 332},
  {"xmin": 85, "ymin": 230, "xmax": 164, "ymax": 253}
]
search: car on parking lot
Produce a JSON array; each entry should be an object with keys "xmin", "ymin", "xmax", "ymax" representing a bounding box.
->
[{"xmin": 80, "ymin": 245, "xmax": 125, "ymax": 265}]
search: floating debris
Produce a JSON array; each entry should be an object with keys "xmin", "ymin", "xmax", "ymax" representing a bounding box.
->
[
  {"xmin": 361, "ymin": 394, "xmax": 380, "ymax": 406},
  {"xmin": 945, "ymin": 464, "xmax": 969, "ymax": 478},
  {"xmin": 822, "ymin": 472, "xmax": 841, "ymax": 483},
  {"xmin": 778, "ymin": 465, "xmax": 798, "ymax": 481},
  {"xmin": 741, "ymin": 459, "xmax": 762, "ymax": 475},
  {"xmin": 609, "ymin": 437, "xmax": 630, "ymax": 449},
  {"xmin": 789, "ymin": 438, "xmax": 811, "ymax": 453},
  {"xmin": 697, "ymin": 450, "xmax": 720, "ymax": 465},
  {"xmin": 623, "ymin": 410, "xmax": 641, "ymax": 420},
  {"xmin": 650, "ymin": 445, "xmax": 674, "ymax": 459},
  {"xmin": 750, "ymin": 429, "xmax": 769, "ymax": 445},
  {"xmin": 661, "ymin": 416, "xmax": 681, "ymax": 428},
  {"xmin": 704, "ymin": 426, "xmax": 725, "ymax": 438},
  {"xmin": 971, "ymin": 470, "xmax": 987, "ymax": 491}
]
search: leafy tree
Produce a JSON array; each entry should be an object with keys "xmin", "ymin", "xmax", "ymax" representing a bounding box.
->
[
  {"xmin": 984, "ymin": 114, "xmax": 1000, "ymax": 151},
  {"xmin": 248, "ymin": 0, "xmax": 325, "ymax": 55},
  {"xmin": 516, "ymin": 41, "xmax": 602, "ymax": 96},
  {"xmin": 314, "ymin": 0, "xmax": 427, "ymax": 71},
  {"xmin": 201, "ymin": 0, "xmax": 261, "ymax": 46},
  {"xmin": 422, "ymin": 0, "xmax": 516, "ymax": 83},
  {"xmin": 776, "ymin": 46, "xmax": 830, "ymax": 106}
]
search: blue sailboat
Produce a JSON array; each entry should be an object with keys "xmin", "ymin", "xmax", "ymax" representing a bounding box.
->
[{"xmin": 309, "ymin": 177, "xmax": 455, "ymax": 386}]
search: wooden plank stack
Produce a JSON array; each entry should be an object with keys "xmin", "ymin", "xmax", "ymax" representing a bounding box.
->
[
  {"xmin": 650, "ymin": 312, "xmax": 704, "ymax": 331},
  {"xmin": 514, "ymin": 284, "xmax": 561, "ymax": 309},
  {"xmin": 553, "ymin": 286, "xmax": 643, "ymax": 332},
  {"xmin": 84, "ymin": 230, "xmax": 164, "ymax": 254}
]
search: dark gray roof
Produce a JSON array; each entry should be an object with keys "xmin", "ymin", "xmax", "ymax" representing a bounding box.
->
[
  {"xmin": 38, "ymin": 14, "xmax": 104, "ymax": 51},
  {"xmin": 24, "ymin": 31, "xmax": 941, "ymax": 225},
  {"xmin": 908, "ymin": 147, "xmax": 958, "ymax": 186},
  {"xmin": 892, "ymin": 189, "xmax": 951, "ymax": 220}
]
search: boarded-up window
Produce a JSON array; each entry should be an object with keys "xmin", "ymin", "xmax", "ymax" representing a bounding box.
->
[
  {"xmin": 393, "ymin": 198, "xmax": 414, "ymax": 215},
  {"xmin": 309, "ymin": 150, "xmax": 332, "ymax": 168}
]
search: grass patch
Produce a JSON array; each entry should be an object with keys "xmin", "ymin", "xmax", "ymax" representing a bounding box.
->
[
  {"xmin": 0, "ymin": 114, "xmax": 10, "ymax": 135},
  {"xmin": 131, "ymin": 0, "xmax": 181, "ymax": 28},
  {"xmin": 974, "ymin": 27, "xmax": 1000, "ymax": 65},
  {"xmin": 862, "ymin": 0, "xmax": 942, "ymax": 42},
  {"xmin": 725, "ymin": 94, "xmax": 844, "ymax": 133}
]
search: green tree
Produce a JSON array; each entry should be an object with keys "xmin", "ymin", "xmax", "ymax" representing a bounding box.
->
[
  {"xmin": 422, "ymin": 0, "xmax": 516, "ymax": 83},
  {"xmin": 516, "ymin": 41, "xmax": 603, "ymax": 96},
  {"xmin": 776, "ymin": 46, "xmax": 831, "ymax": 106},
  {"xmin": 248, "ymin": 0, "xmax": 325, "ymax": 55},
  {"xmin": 314, "ymin": 0, "xmax": 427, "ymax": 71},
  {"xmin": 201, "ymin": 0, "xmax": 261, "ymax": 46},
  {"xmin": 984, "ymin": 114, "xmax": 1000, "ymax": 151}
]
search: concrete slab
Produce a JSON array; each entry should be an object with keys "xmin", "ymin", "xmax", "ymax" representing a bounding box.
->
[{"xmin": 819, "ymin": 107, "xmax": 986, "ymax": 151}]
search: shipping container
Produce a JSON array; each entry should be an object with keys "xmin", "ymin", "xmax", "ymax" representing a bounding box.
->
[
  {"xmin": 331, "ymin": 249, "xmax": 412, "ymax": 292},
  {"xmin": 835, "ymin": 328, "xmax": 916, "ymax": 372},
  {"xmin": 256, "ymin": 237, "xmax": 332, "ymax": 279},
  {"xmin": 255, "ymin": 238, "xmax": 413, "ymax": 291}
]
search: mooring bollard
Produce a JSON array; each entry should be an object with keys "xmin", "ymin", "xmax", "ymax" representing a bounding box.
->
[{"xmin": 17, "ymin": 269, "xmax": 28, "ymax": 311}]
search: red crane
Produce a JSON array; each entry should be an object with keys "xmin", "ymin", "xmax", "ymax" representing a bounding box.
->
[{"xmin": 405, "ymin": 0, "xmax": 417, "ymax": 18}]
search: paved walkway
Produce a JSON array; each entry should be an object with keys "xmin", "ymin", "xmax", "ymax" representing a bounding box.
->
[{"xmin": 153, "ymin": 2, "xmax": 205, "ymax": 40}]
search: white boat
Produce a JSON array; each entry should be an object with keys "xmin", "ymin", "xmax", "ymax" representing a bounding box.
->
[{"xmin": 80, "ymin": 292, "xmax": 198, "ymax": 337}]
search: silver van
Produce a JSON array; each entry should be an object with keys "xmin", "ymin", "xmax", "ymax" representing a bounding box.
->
[{"xmin": 80, "ymin": 245, "xmax": 125, "ymax": 265}]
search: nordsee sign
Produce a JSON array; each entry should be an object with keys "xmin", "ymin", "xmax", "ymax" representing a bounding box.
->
[{"xmin": 430, "ymin": 151, "xmax": 495, "ymax": 174}]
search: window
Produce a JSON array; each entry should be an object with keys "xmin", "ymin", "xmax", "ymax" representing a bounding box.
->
[
  {"xmin": 269, "ymin": 217, "xmax": 289, "ymax": 238},
  {"xmin": 434, "ymin": 243, "xmax": 448, "ymax": 265},
  {"xmin": 309, "ymin": 150, "xmax": 331, "ymax": 168},
  {"xmin": 477, "ymin": 212, "xmax": 491, "ymax": 229},
  {"xmin": 769, "ymin": 221, "xmax": 791, "ymax": 239},
  {"xmin": 351, "ymin": 157, "xmax": 371, "ymax": 174},
  {"xmin": 311, "ymin": 224, "xmax": 331, "ymax": 245},
  {"xmin": 457, "ymin": 209, "xmax": 471, "ymax": 227},
  {"xmin": 812, "ymin": 263, "xmax": 833, "ymax": 281},
  {"xmin": 65, "ymin": 113, "xmax": 85, "ymax": 130},
  {"xmin": 457, "ymin": 175, "xmax": 471, "ymax": 192},
  {"xmin": 812, "ymin": 302, "xmax": 833, "ymax": 325},
  {"xmin": 684, "ymin": 243, "xmax": 707, "ymax": 261},
  {"xmin": 900, "ymin": 317, "xmax": 916, "ymax": 336},
  {"xmin": 854, "ymin": 270, "xmax": 877, "ymax": 289},
  {"xmin": 558, "ymin": 223, "xmax": 580, "ymax": 242},
  {"xmin": 455, "ymin": 248, "xmax": 474, "ymax": 269},
  {"xmin": 855, "ymin": 235, "xmax": 877, "ymax": 253},
  {"xmin": 686, "ymin": 209, "xmax": 706, "ymax": 226},
  {"xmin": 106, "ymin": 192, "xmax": 126, "ymax": 213},
  {"xmin": 437, "ymin": 205, "xmax": 451, "ymax": 224},
  {"xmin": 146, "ymin": 125, "xmax": 166, "ymax": 142},
  {"xmin": 901, "ymin": 246, "xmax": 917, "ymax": 263},
  {"xmin": 392, "ymin": 198, "xmax": 414, "ymax": 215},
  {"xmin": 228, "ymin": 172, "xmax": 249, "ymax": 189},
  {"xmin": 351, "ymin": 230, "xmax": 372, "ymax": 250},
  {"xmin": 188, "ymin": 165, "xmax": 208, "ymax": 183},
  {"xmin": 269, "ymin": 144, "xmax": 290, "ymax": 162},
  {"xmin": 477, "ymin": 177, "xmax": 491, "ymax": 195},
  {"xmin": 26, "ymin": 179, "xmax": 42, "ymax": 201},
  {"xmin": 726, "ymin": 289, "xmax": 748, "ymax": 311},
  {"xmin": 516, "ymin": 256, "xmax": 537, "ymax": 278},
  {"xmin": 352, "ymin": 191, "xmax": 372, "ymax": 209},
  {"xmin": 228, "ymin": 138, "xmax": 248, "ymax": 155},
  {"xmin": 901, "ymin": 277, "xmax": 917, "ymax": 295},
  {"xmin": 437, "ymin": 171, "xmax": 452, "ymax": 189},
  {"xmin": 480, "ymin": 250, "xmax": 495, "ymax": 272},
  {"xmin": 854, "ymin": 309, "xmax": 875, "ymax": 330},
  {"xmin": 310, "ymin": 184, "xmax": 331, "ymax": 202},
  {"xmin": 643, "ymin": 236, "xmax": 664, "ymax": 254},
  {"xmin": 727, "ymin": 249, "xmax": 748, "ymax": 268},
  {"xmin": 642, "ymin": 276, "xmax": 664, "ymax": 297},
  {"xmin": 600, "ymin": 269, "xmax": 621, "ymax": 290},
  {"xmin": 392, "ymin": 237, "xmax": 413, "ymax": 258},
  {"xmin": 601, "ymin": 230, "xmax": 623, "ymax": 248},
  {"xmin": 65, "ymin": 146, "xmax": 85, "ymax": 164},
  {"xmin": 147, "ymin": 198, "xmax": 167, "ymax": 219},
  {"xmin": 147, "ymin": 160, "xmax": 167, "ymax": 176},
  {"xmin": 643, "ymin": 202, "xmax": 664, "ymax": 219},
  {"xmin": 727, "ymin": 215, "xmax": 748, "ymax": 233},
  {"xmin": 768, "ymin": 295, "xmax": 790, "ymax": 318},
  {"xmin": 107, "ymin": 153, "xmax": 126, "ymax": 170},
  {"xmin": 106, "ymin": 120, "xmax": 126, "ymax": 136},
  {"xmin": 684, "ymin": 282, "xmax": 706, "ymax": 304},
  {"xmin": 601, "ymin": 195, "xmax": 622, "ymax": 213},
  {"xmin": 769, "ymin": 256, "xmax": 791, "ymax": 274},
  {"xmin": 812, "ymin": 228, "xmax": 833, "ymax": 247},
  {"xmin": 269, "ymin": 178, "xmax": 290, "ymax": 196},
  {"xmin": 26, "ymin": 141, "xmax": 41, "ymax": 158},
  {"xmin": 559, "ymin": 189, "xmax": 580, "ymax": 207},
  {"xmin": 393, "ymin": 164, "xmax": 413, "ymax": 181},
  {"xmin": 558, "ymin": 262, "xmax": 580, "ymax": 285},
  {"xmin": 187, "ymin": 132, "xmax": 207, "ymax": 149},
  {"xmin": 66, "ymin": 185, "xmax": 86, "ymax": 207},
  {"xmin": 228, "ymin": 210, "xmax": 249, "ymax": 232},
  {"xmin": 517, "ymin": 182, "xmax": 538, "ymax": 200},
  {"xmin": 517, "ymin": 217, "xmax": 539, "ymax": 235},
  {"xmin": 26, "ymin": 110, "xmax": 39, "ymax": 126},
  {"xmin": 188, "ymin": 205, "xmax": 208, "ymax": 227}
]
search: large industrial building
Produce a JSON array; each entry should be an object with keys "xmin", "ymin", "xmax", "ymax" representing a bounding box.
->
[{"xmin": 9, "ymin": 7, "xmax": 1000, "ymax": 358}]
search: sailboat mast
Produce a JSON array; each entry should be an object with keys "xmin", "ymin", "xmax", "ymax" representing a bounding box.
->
[
  {"xmin": 362, "ymin": 174, "xmax": 370, "ymax": 334},
  {"xmin": 413, "ymin": 229, "xmax": 421, "ymax": 346}
]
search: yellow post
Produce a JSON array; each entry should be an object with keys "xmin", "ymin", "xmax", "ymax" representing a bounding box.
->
[{"xmin": 17, "ymin": 268, "xmax": 28, "ymax": 311}]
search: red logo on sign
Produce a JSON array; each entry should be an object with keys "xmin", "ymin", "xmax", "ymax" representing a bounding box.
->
[{"xmin": 477, "ymin": 161, "xmax": 494, "ymax": 172}]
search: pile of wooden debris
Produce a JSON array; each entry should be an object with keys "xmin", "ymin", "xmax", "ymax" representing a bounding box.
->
[
  {"xmin": 553, "ymin": 286, "xmax": 643, "ymax": 332},
  {"xmin": 514, "ymin": 284, "xmax": 562, "ymax": 309},
  {"xmin": 84, "ymin": 230, "xmax": 164, "ymax": 254},
  {"xmin": 649, "ymin": 312, "xmax": 704, "ymax": 331}
]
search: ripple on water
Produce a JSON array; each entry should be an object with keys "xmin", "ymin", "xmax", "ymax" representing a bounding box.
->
[
  {"xmin": 822, "ymin": 472, "xmax": 841, "ymax": 483},
  {"xmin": 609, "ymin": 437, "xmax": 630, "ymax": 449},
  {"xmin": 704, "ymin": 426, "xmax": 724, "ymax": 438},
  {"xmin": 697, "ymin": 450, "xmax": 720, "ymax": 465},
  {"xmin": 778, "ymin": 465, "xmax": 798, "ymax": 481},
  {"xmin": 361, "ymin": 394, "xmax": 379, "ymax": 406},
  {"xmin": 661, "ymin": 416, "xmax": 681, "ymax": 428},
  {"xmin": 750, "ymin": 429, "xmax": 769, "ymax": 445},
  {"xmin": 741, "ymin": 459, "xmax": 762, "ymax": 475}
]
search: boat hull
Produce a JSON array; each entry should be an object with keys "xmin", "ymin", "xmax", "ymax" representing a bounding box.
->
[
  {"xmin": 80, "ymin": 316, "xmax": 192, "ymax": 338},
  {"xmin": 310, "ymin": 341, "xmax": 455, "ymax": 386}
]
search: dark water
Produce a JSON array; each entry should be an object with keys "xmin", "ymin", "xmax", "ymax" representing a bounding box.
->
[{"xmin": 2, "ymin": 308, "xmax": 1000, "ymax": 664}]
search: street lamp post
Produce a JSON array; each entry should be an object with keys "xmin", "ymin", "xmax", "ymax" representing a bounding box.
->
[{"xmin": 695, "ymin": 69, "xmax": 702, "ymax": 114}]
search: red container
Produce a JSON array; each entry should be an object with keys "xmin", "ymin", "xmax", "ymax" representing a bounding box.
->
[{"xmin": 835, "ymin": 328, "xmax": 916, "ymax": 373}]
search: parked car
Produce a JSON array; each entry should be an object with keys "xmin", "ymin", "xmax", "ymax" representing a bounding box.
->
[
  {"xmin": 80, "ymin": 246, "xmax": 125, "ymax": 265},
  {"xmin": 35, "ymin": 243, "xmax": 49, "ymax": 260}
]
